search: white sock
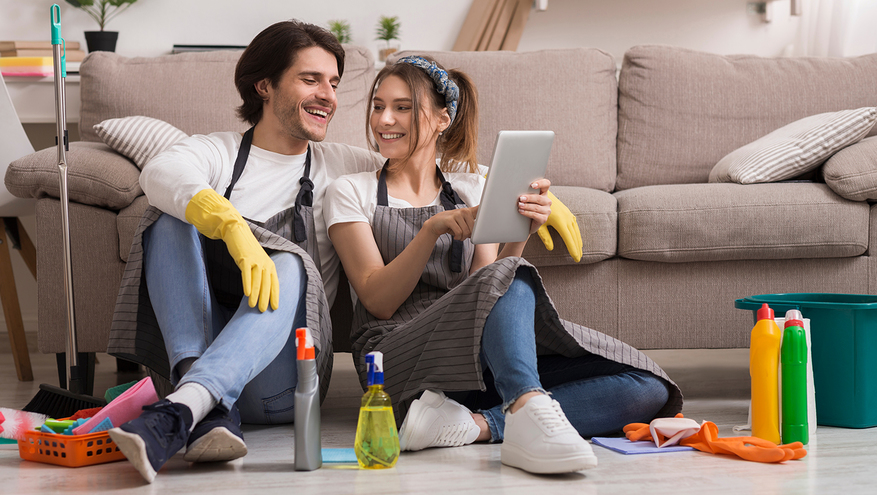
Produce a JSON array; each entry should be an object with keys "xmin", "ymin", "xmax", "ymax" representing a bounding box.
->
[{"xmin": 166, "ymin": 382, "xmax": 217, "ymax": 431}]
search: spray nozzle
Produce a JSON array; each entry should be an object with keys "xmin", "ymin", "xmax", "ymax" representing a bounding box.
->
[
  {"xmin": 784, "ymin": 309, "xmax": 804, "ymax": 329},
  {"xmin": 296, "ymin": 327, "xmax": 315, "ymax": 360},
  {"xmin": 365, "ymin": 351, "xmax": 384, "ymax": 386}
]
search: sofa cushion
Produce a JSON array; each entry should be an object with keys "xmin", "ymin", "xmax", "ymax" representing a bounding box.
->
[
  {"xmin": 5, "ymin": 142, "xmax": 142, "ymax": 210},
  {"xmin": 94, "ymin": 116, "xmax": 187, "ymax": 169},
  {"xmin": 521, "ymin": 186, "xmax": 616, "ymax": 266},
  {"xmin": 78, "ymin": 45, "xmax": 374, "ymax": 149},
  {"xmin": 823, "ymin": 136, "xmax": 877, "ymax": 201},
  {"xmin": 616, "ymin": 46, "xmax": 877, "ymax": 191},
  {"xmin": 709, "ymin": 108, "xmax": 877, "ymax": 184},
  {"xmin": 390, "ymin": 48, "xmax": 618, "ymax": 192},
  {"xmin": 615, "ymin": 183, "xmax": 868, "ymax": 262}
]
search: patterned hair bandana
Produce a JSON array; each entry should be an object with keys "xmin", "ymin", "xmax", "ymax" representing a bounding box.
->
[{"xmin": 395, "ymin": 55, "xmax": 459, "ymax": 125}]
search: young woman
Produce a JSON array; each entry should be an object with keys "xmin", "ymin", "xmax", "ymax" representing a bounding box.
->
[{"xmin": 325, "ymin": 56, "xmax": 682, "ymax": 474}]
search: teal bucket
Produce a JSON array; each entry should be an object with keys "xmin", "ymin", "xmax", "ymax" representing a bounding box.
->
[{"xmin": 736, "ymin": 293, "xmax": 877, "ymax": 428}]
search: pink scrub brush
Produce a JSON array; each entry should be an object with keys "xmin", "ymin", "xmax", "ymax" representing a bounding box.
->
[{"xmin": 0, "ymin": 407, "xmax": 48, "ymax": 441}]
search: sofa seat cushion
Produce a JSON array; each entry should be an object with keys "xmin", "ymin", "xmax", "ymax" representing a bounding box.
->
[
  {"xmin": 615, "ymin": 183, "xmax": 868, "ymax": 262},
  {"xmin": 522, "ymin": 186, "xmax": 616, "ymax": 266},
  {"xmin": 6, "ymin": 142, "xmax": 142, "ymax": 210}
]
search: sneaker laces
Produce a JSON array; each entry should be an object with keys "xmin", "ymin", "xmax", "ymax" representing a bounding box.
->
[
  {"xmin": 434, "ymin": 422, "xmax": 478, "ymax": 447},
  {"xmin": 531, "ymin": 400, "xmax": 574, "ymax": 434},
  {"xmin": 142, "ymin": 401, "xmax": 188, "ymax": 449}
]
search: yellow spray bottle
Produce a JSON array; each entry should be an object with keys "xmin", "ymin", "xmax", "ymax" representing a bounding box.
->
[
  {"xmin": 354, "ymin": 351, "xmax": 399, "ymax": 469},
  {"xmin": 750, "ymin": 303, "xmax": 781, "ymax": 444}
]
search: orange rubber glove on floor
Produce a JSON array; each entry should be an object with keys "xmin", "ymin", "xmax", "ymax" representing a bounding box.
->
[{"xmin": 623, "ymin": 414, "xmax": 807, "ymax": 463}]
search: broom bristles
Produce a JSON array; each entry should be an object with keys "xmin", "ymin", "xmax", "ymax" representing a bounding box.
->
[
  {"xmin": 0, "ymin": 408, "xmax": 48, "ymax": 440},
  {"xmin": 22, "ymin": 384, "xmax": 106, "ymax": 420}
]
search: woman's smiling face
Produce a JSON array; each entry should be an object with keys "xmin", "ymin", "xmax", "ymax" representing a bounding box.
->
[{"xmin": 370, "ymin": 74, "xmax": 444, "ymax": 162}]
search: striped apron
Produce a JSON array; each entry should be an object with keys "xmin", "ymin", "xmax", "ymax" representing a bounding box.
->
[
  {"xmin": 350, "ymin": 166, "xmax": 683, "ymax": 423},
  {"xmin": 108, "ymin": 128, "xmax": 334, "ymax": 401}
]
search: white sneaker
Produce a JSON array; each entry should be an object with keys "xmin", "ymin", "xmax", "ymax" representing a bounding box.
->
[
  {"xmin": 398, "ymin": 390, "xmax": 481, "ymax": 451},
  {"xmin": 501, "ymin": 394, "xmax": 598, "ymax": 474}
]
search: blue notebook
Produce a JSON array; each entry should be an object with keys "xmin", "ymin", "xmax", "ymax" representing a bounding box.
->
[{"xmin": 591, "ymin": 436, "xmax": 695, "ymax": 455}]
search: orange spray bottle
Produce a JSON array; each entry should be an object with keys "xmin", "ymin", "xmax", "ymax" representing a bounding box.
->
[{"xmin": 750, "ymin": 303, "xmax": 781, "ymax": 444}]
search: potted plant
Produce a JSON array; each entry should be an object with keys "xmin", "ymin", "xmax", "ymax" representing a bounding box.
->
[
  {"xmin": 328, "ymin": 20, "xmax": 352, "ymax": 44},
  {"xmin": 375, "ymin": 15, "xmax": 401, "ymax": 62},
  {"xmin": 65, "ymin": 0, "xmax": 138, "ymax": 53}
]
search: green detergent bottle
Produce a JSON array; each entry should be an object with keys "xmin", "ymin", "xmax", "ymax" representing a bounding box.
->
[
  {"xmin": 354, "ymin": 352, "xmax": 399, "ymax": 469},
  {"xmin": 781, "ymin": 309, "xmax": 809, "ymax": 445}
]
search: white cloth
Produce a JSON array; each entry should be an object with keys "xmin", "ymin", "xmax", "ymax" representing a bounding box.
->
[
  {"xmin": 324, "ymin": 170, "xmax": 486, "ymax": 231},
  {"xmin": 139, "ymin": 132, "xmax": 383, "ymax": 305}
]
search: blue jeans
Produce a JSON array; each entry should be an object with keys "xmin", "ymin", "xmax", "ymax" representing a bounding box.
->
[
  {"xmin": 142, "ymin": 214, "xmax": 308, "ymax": 424},
  {"xmin": 451, "ymin": 267, "xmax": 670, "ymax": 441}
]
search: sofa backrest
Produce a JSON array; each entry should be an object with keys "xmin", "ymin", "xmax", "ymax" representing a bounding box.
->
[
  {"xmin": 391, "ymin": 48, "xmax": 618, "ymax": 192},
  {"xmin": 78, "ymin": 45, "xmax": 374, "ymax": 149},
  {"xmin": 616, "ymin": 45, "xmax": 877, "ymax": 191}
]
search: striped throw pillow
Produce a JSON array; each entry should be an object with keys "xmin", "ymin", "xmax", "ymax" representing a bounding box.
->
[
  {"xmin": 709, "ymin": 107, "xmax": 877, "ymax": 184},
  {"xmin": 93, "ymin": 116, "xmax": 187, "ymax": 169}
]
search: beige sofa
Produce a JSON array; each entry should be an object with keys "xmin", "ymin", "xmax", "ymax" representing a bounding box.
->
[{"xmin": 6, "ymin": 45, "xmax": 877, "ymax": 372}]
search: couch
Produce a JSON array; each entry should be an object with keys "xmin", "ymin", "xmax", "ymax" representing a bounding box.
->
[{"xmin": 6, "ymin": 44, "xmax": 877, "ymax": 374}]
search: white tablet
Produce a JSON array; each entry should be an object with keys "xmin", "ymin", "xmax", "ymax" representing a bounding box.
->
[{"xmin": 470, "ymin": 130, "xmax": 554, "ymax": 244}]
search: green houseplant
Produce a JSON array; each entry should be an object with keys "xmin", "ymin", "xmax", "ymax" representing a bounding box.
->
[
  {"xmin": 375, "ymin": 15, "xmax": 400, "ymax": 61},
  {"xmin": 65, "ymin": 0, "xmax": 138, "ymax": 52},
  {"xmin": 328, "ymin": 20, "xmax": 352, "ymax": 44}
]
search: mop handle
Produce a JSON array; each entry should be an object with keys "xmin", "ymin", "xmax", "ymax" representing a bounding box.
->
[{"xmin": 51, "ymin": 4, "xmax": 79, "ymax": 382}]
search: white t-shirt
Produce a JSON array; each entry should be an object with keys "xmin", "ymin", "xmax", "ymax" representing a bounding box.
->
[
  {"xmin": 324, "ymin": 170, "xmax": 486, "ymax": 231},
  {"xmin": 139, "ymin": 132, "xmax": 383, "ymax": 305}
]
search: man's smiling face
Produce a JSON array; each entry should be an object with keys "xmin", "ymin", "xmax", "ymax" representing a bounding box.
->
[{"xmin": 266, "ymin": 45, "xmax": 340, "ymax": 143}]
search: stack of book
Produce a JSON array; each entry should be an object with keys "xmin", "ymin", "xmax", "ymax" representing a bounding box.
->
[{"xmin": 0, "ymin": 40, "xmax": 85, "ymax": 75}]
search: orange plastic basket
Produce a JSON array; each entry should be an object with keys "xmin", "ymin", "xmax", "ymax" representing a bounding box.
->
[{"xmin": 18, "ymin": 428, "xmax": 126, "ymax": 468}]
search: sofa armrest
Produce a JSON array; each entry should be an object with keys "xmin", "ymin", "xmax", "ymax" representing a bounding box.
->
[{"xmin": 5, "ymin": 141, "xmax": 142, "ymax": 211}]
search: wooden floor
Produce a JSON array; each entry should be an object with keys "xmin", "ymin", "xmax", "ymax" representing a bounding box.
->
[{"xmin": 1, "ymin": 340, "xmax": 875, "ymax": 494}]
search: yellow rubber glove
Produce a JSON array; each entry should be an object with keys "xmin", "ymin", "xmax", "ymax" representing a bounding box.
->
[
  {"xmin": 536, "ymin": 191, "xmax": 583, "ymax": 262},
  {"xmin": 185, "ymin": 189, "xmax": 279, "ymax": 312}
]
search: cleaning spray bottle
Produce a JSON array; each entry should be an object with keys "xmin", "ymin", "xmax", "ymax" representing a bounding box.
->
[
  {"xmin": 354, "ymin": 351, "xmax": 399, "ymax": 469},
  {"xmin": 750, "ymin": 303, "xmax": 781, "ymax": 444},
  {"xmin": 294, "ymin": 327, "xmax": 322, "ymax": 471},
  {"xmin": 781, "ymin": 309, "xmax": 809, "ymax": 445}
]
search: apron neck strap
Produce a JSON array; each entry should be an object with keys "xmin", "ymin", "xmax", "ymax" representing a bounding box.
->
[{"xmin": 224, "ymin": 126, "xmax": 255, "ymax": 199}]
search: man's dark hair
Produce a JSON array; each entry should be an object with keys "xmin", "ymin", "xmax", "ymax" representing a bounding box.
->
[{"xmin": 235, "ymin": 20, "xmax": 345, "ymax": 126}]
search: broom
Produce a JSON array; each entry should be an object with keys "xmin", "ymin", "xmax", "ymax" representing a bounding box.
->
[{"xmin": 22, "ymin": 4, "xmax": 107, "ymax": 418}]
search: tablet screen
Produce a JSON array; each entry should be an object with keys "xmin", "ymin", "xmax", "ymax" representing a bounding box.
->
[{"xmin": 470, "ymin": 130, "xmax": 554, "ymax": 244}]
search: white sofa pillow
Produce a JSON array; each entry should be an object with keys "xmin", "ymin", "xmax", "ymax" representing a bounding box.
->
[
  {"xmin": 709, "ymin": 107, "xmax": 877, "ymax": 184},
  {"xmin": 93, "ymin": 116, "xmax": 187, "ymax": 169}
]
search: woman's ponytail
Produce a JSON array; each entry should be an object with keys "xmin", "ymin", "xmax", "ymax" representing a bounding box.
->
[{"xmin": 438, "ymin": 69, "xmax": 479, "ymax": 174}]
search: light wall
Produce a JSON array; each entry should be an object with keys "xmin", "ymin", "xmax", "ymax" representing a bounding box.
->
[{"xmin": 3, "ymin": 0, "xmax": 801, "ymax": 61}]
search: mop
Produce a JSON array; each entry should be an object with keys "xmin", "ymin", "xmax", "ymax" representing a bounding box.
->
[{"xmin": 22, "ymin": 4, "xmax": 107, "ymax": 418}]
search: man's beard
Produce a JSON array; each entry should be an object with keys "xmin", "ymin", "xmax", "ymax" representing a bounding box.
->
[{"xmin": 274, "ymin": 98, "xmax": 331, "ymax": 143}]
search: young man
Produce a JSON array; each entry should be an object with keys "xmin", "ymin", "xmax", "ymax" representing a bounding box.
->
[{"xmin": 106, "ymin": 20, "xmax": 383, "ymax": 483}]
